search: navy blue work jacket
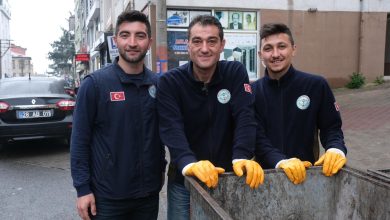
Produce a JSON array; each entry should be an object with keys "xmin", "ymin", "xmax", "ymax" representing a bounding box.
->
[
  {"xmin": 252, "ymin": 66, "xmax": 347, "ymax": 169},
  {"xmin": 70, "ymin": 60, "xmax": 166, "ymax": 199},
  {"xmin": 157, "ymin": 60, "xmax": 256, "ymax": 184}
]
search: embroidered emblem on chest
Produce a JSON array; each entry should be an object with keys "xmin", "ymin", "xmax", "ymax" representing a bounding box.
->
[
  {"xmin": 296, "ymin": 95, "xmax": 310, "ymax": 110},
  {"xmin": 217, "ymin": 89, "xmax": 231, "ymax": 104}
]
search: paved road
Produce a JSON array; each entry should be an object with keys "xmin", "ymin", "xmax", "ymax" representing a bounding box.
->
[
  {"xmin": 0, "ymin": 140, "xmax": 168, "ymax": 220},
  {"xmin": 334, "ymin": 82, "xmax": 390, "ymax": 171},
  {"xmin": 0, "ymin": 140, "xmax": 78, "ymax": 220}
]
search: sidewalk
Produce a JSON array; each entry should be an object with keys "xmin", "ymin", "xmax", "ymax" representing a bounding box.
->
[{"xmin": 334, "ymin": 82, "xmax": 390, "ymax": 171}]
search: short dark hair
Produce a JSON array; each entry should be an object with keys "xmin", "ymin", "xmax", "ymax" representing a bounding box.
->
[
  {"xmin": 115, "ymin": 10, "xmax": 151, "ymax": 37},
  {"xmin": 260, "ymin": 23, "xmax": 294, "ymax": 46},
  {"xmin": 232, "ymin": 12, "xmax": 240, "ymax": 18},
  {"xmin": 188, "ymin": 15, "xmax": 224, "ymax": 41}
]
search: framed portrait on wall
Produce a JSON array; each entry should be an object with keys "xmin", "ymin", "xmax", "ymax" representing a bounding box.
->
[
  {"xmin": 228, "ymin": 11, "xmax": 243, "ymax": 30},
  {"xmin": 243, "ymin": 12, "xmax": 256, "ymax": 30},
  {"xmin": 167, "ymin": 10, "xmax": 190, "ymax": 27},
  {"xmin": 214, "ymin": 10, "xmax": 229, "ymax": 29},
  {"xmin": 189, "ymin": 10, "xmax": 211, "ymax": 23}
]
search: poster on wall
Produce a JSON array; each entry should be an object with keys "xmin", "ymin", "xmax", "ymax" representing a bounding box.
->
[
  {"xmin": 167, "ymin": 10, "xmax": 190, "ymax": 27},
  {"xmin": 167, "ymin": 31, "xmax": 258, "ymax": 79},
  {"xmin": 228, "ymin": 11, "xmax": 243, "ymax": 30},
  {"xmin": 189, "ymin": 10, "xmax": 211, "ymax": 22},
  {"xmin": 222, "ymin": 33, "xmax": 257, "ymax": 79},
  {"xmin": 106, "ymin": 36, "xmax": 119, "ymax": 62},
  {"xmin": 214, "ymin": 11, "xmax": 229, "ymax": 29},
  {"xmin": 243, "ymin": 12, "xmax": 257, "ymax": 30},
  {"xmin": 167, "ymin": 31, "xmax": 189, "ymax": 70}
]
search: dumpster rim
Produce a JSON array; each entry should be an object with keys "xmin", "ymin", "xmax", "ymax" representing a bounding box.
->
[{"xmin": 185, "ymin": 176, "xmax": 234, "ymax": 220}]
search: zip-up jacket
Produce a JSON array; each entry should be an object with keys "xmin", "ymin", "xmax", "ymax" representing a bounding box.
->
[
  {"xmin": 252, "ymin": 66, "xmax": 347, "ymax": 169},
  {"xmin": 71, "ymin": 59, "xmax": 166, "ymax": 199},
  {"xmin": 157, "ymin": 60, "xmax": 256, "ymax": 185}
]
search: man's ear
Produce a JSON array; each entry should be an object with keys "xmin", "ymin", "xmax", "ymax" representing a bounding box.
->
[
  {"xmin": 292, "ymin": 44, "xmax": 297, "ymax": 57},
  {"xmin": 113, "ymin": 36, "xmax": 118, "ymax": 45},
  {"xmin": 219, "ymin": 38, "xmax": 226, "ymax": 53},
  {"xmin": 257, "ymin": 50, "xmax": 262, "ymax": 59},
  {"xmin": 148, "ymin": 38, "xmax": 153, "ymax": 50}
]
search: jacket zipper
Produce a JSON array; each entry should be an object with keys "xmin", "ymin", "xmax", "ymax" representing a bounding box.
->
[
  {"xmin": 278, "ymin": 80, "xmax": 285, "ymax": 153},
  {"xmin": 137, "ymin": 86, "xmax": 145, "ymax": 192},
  {"xmin": 203, "ymin": 82, "xmax": 213, "ymax": 160}
]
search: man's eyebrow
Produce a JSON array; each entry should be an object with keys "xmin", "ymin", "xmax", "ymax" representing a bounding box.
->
[
  {"xmin": 118, "ymin": 30, "xmax": 130, "ymax": 35},
  {"xmin": 135, "ymin": 31, "xmax": 147, "ymax": 35},
  {"xmin": 191, "ymin": 36, "xmax": 219, "ymax": 40},
  {"xmin": 118, "ymin": 30, "xmax": 147, "ymax": 35}
]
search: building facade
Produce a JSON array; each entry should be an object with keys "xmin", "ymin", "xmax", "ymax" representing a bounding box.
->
[
  {"xmin": 73, "ymin": 0, "xmax": 132, "ymax": 87},
  {"xmin": 73, "ymin": 0, "xmax": 390, "ymax": 87},
  {"xmin": 11, "ymin": 44, "xmax": 33, "ymax": 77},
  {"xmin": 0, "ymin": 0, "xmax": 12, "ymax": 79}
]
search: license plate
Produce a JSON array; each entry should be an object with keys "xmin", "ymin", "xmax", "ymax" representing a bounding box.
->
[{"xmin": 16, "ymin": 110, "xmax": 53, "ymax": 119}]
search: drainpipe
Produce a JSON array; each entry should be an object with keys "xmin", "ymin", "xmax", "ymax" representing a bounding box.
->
[{"xmin": 358, "ymin": 0, "xmax": 364, "ymax": 74}]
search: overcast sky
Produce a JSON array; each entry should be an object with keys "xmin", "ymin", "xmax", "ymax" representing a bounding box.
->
[{"xmin": 9, "ymin": 0, "xmax": 75, "ymax": 74}]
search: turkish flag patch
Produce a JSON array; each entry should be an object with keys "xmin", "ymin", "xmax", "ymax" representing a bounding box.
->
[
  {"xmin": 334, "ymin": 102, "xmax": 340, "ymax": 111},
  {"xmin": 244, "ymin": 83, "xmax": 252, "ymax": 94},
  {"xmin": 110, "ymin": 91, "xmax": 125, "ymax": 101}
]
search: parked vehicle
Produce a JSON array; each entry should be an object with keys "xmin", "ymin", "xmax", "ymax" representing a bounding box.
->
[{"xmin": 0, "ymin": 76, "xmax": 75, "ymax": 150}]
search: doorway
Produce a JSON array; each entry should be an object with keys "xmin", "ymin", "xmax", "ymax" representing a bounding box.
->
[{"xmin": 384, "ymin": 13, "xmax": 390, "ymax": 78}]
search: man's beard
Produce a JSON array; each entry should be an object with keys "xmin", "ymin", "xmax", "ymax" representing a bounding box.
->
[{"xmin": 119, "ymin": 49, "xmax": 147, "ymax": 64}]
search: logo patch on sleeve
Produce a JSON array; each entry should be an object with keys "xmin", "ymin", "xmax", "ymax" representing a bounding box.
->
[
  {"xmin": 334, "ymin": 102, "xmax": 340, "ymax": 111},
  {"xmin": 244, "ymin": 83, "xmax": 252, "ymax": 94},
  {"xmin": 110, "ymin": 91, "xmax": 125, "ymax": 101}
]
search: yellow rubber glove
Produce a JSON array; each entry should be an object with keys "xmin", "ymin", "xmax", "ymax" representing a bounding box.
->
[
  {"xmin": 314, "ymin": 150, "xmax": 347, "ymax": 176},
  {"xmin": 277, "ymin": 158, "xmax": 312, "ymax": 185},
  {"xmin": 184, "ymin": 160, "xmax": 225, "ymax": 188},
  {"xmin": 233, "ymin": 160, "xmax": 264, "ymax": 189}
]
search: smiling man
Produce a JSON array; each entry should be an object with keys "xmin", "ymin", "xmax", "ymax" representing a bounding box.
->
[
  {"xmin": 157, "ymin": 15, "xmax": 264, "ymax": 220},
  {"xmin": 252, "ymin": 23, "xmax": 347, "ymax": 185},
  {"xmin": 70, "ymin": 10, "xmax": 166, "ymax": 220}
]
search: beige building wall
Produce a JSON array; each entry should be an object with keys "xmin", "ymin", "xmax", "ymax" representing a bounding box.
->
[
  {"xmin": 12, "ymin": 57, "xmax": 33, "ymax": 77},
  {"xmin": 359, "ymin": 12, "xmax": 387, "ymax": 83},
  {"xmin": 260, "ymin": 10, "xmax": 386, "ymax": 87}
]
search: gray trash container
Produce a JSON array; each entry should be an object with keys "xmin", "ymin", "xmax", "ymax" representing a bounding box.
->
[{"xmin": 185, "ymin": 166, "xmax": 390, "ymax": 220}]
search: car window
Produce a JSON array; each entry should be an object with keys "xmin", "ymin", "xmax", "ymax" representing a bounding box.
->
[{"xmin": 0, "ymin": 78, "xmax": 68, "ymax": 95}]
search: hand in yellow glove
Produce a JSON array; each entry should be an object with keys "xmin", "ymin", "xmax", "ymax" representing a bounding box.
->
[
  {"xmin": 184, "ymin": 160, "xmax": 225, "ymax": 188},
  {"xmin": 314, "ymin": 149, "xmax": 347, "ymax": 176},
  {"xmin": 277, "ymin": 158, "xmax": 312, "ymax": 185},
  {"xmin": 233, "ymin": 160, "xmax": 264, "ymax": 189}
]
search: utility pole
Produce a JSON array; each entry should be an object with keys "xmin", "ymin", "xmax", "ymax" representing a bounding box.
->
[
  {"xmin": 0, "ymin": 39, "xmax": 12, "ymax": 79},
  {"xmin": 155, "ymin": 0, "xmax": 167, "ymax": 74},
  {"xmin": 0, "ymin": 39, "xmax": 2, "ymax": 79}
]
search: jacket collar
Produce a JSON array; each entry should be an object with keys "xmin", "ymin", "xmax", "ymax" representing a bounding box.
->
[
  {"xmin": 186, "ymin": 61, "xmax": 223, "ymax": 86},
  {"xmin": 113, "ymin": 57, "xmax": 155, "ymax": 85},
  {"xmin": 264, "ymin": 65, "xmax": 296, "ymax": 86}
]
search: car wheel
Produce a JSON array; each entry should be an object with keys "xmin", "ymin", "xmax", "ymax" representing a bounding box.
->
[{"xmin": 65, "ymin": 137, "xmax": 71, "ymax": 148}]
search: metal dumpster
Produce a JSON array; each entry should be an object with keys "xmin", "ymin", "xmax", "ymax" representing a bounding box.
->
[
  {"xmin": 367, "ymin": 169, "xmax": 390, "ymax": 184},
  {"xmin": 185, "ymin": 166, "xmax": 390, "ymax": 220}
]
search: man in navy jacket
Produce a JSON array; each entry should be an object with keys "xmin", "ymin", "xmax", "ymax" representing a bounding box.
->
[
  {"xmin": 157, "ymin": 15, "xmax": 264, "ymax": 220},
  {"xmin": 253, "ymin": 23, "xmax": 347, "ymax": 185},
  {"xmin": 70, "ymin": 11, "xmax": 166, "ymax": 219}
]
